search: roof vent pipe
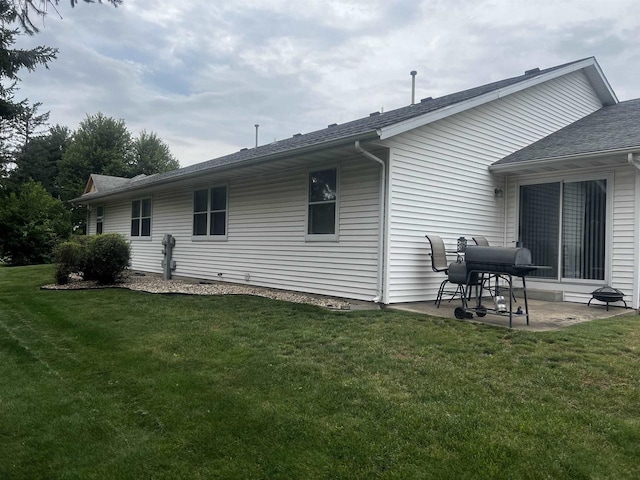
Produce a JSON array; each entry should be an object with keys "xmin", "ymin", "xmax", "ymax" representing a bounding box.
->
[
  {"xmin": 255, "ymin": 124, "xmax": 259, "ymax": 148},
  {"xmin": 410, "ymin": 70, "xmax": 417, "ymax": 105}
]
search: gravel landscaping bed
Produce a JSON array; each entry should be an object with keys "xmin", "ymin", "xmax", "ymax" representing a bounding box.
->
[{"xmin": 42, "ymin": 273, "xmax": 353, "ymax": 309}]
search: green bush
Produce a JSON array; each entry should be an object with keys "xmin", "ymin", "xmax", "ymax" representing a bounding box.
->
[
  {"xmin": 53, "ymin": 239, "xmax": 87, "ymax": 285},
  {"xmin": 53, "ymin": 234, "xmax": 130, "ymax": 285},
  {"xmin": 85, "ymin": 234, "xmax": 131, "ymax": 284}
]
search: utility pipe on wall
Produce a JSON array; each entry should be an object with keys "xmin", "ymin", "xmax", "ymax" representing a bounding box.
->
[
  {"xmin": 628, "ymin": 153, "xmax": 640, "ymax": 311},
  {"xmin": 355, "ymin": 140, "xmax": 386, "ymax": 303}
]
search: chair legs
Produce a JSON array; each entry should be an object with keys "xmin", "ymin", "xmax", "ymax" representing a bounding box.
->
[
  {"xmin": 435, "ymin": 278, "xmax": 448, "ymax": 307},
  {"xmin": 435, "ymin": 278, "xmax": 465, "ymax": 308}
]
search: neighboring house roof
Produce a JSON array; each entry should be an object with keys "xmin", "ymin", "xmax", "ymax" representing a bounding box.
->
[
  {"xmin": 491, "ymin": 98, "xmax": 640, "ymax": 169},
  {"xmin": 75, "ymin": 57, "xmax": 615, "ymax": 202},
  {"xmin": 83, "ymin": 173, "xmax": 154, "ymax": 194},
  {"xmin": 84, "ymin": 174, "xmax": 131, "ymax": 194}
]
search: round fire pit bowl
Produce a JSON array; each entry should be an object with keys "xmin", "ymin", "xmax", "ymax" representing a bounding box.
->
[{"xmin": 588, "ymin": 287, "xmax": 627, "ymax": 311}]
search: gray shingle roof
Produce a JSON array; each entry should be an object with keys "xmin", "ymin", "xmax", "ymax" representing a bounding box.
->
[
  {"xmin": 75, "ymin": 58, "xmax": 593, "ymax": 202},
  {"xmin": 86, "ymin": 173, "xmax": 155, "ymax": 194},
  {"xmin": 89, "ymin": 174, "xmax": 132, "ymax": 192},
  {"xmin": 494, "ymin": 98, "xmax": 640, "ymax": 166}
]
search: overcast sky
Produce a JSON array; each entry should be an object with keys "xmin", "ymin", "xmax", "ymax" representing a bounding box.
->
[{"xmin": 15, "ymin": 0, "xmax": 640, "ymax": 167}]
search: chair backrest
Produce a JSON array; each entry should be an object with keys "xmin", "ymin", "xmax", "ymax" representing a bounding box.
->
[
  {"xmin": 472, "ymin": 236, "xmax": 490, "ymax": 246},
  {"xmin": 425, "ymin": 234, "xmax": 449, "ymax": 272}
]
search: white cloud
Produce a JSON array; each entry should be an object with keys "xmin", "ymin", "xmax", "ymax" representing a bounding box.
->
[{"xmin": 12, "ymin": 0, "xmax": 640, "ymax": 167}]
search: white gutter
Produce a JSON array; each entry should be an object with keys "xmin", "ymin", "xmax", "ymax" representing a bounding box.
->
[
  {"xmin": 355, "ymin": 140, "xmax": 386, "ymax": 304},
  {"xmin": 628, "ymin": 153, "xmax": 640, "ymax": 310},
  {"xmin": 72, "ymin": 131, "xmax": 380, "ymax": 204},
  {"xmin": 489, "ymin": 145, "xmax": 640, "ymax": 173}
]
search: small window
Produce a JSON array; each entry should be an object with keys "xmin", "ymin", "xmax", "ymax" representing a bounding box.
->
[
  {"xmin": 131, "ymin": 198, "xmax": 152, "ymax": 237},
  {"xmin": 193, "ymin": 186, "xmax": 227, "ymax": 238},
  {"xmin": 307, "ymin": 168, "xmax": 337, "ymax": 236},
  {"xmin": 96, "ymin": 206, "xmax": 104, "ymax": 234}
]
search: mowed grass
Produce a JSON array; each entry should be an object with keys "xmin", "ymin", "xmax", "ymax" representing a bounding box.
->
[{"xmin": 0, "ymin": 266, "xmax": 639, "ymax": 479}]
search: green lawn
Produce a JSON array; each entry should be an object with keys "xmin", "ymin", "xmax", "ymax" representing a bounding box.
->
[{"xmin": 0, "ymin": 265, "xmax": 639, "ymax": 479}]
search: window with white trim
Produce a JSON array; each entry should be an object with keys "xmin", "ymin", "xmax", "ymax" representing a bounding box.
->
[
  {"xmin": 131, "ymin": 198, "xmax": 152, "ymax": 237},
  {"xmin": 96, "ymin": 205, "xmax": 104, "ymax": 234},
  {"xmin": 307, "ymin": 168, "xmax": 337, "ymax": 236},
  {"xmin": 193, "ymin": 186, "xmax": 227, "ymax": 237}
]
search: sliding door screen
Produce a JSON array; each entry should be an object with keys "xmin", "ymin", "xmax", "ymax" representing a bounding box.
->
[{"xmin": 519, "ymin": 179, "xmax": 606, "ymax": 281}]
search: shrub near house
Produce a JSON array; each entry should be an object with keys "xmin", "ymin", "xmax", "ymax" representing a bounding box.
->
[{"xmin": 54, "ymin": 233, "xmax": 130, "ymax": 285}]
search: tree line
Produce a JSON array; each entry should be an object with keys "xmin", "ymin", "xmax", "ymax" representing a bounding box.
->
[{"xmin": 0, "ymin": 0, "xmax": 181, "ymax": 265}]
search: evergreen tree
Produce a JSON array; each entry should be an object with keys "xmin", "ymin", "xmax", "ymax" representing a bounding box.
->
[
  {"xmin": 12, "ymin": 1, "xmax": 123, "ymax": 34},
  {"xmin": 0, "ymin": 1, "xmax": 57, "ymax": 175},
  {"xmin": 11, "ymin": 124, "xmax": 69, "ymax": 196},
  {"xmin": 13, "ymin": 101, "xmax": 49, "ymax": 150}
]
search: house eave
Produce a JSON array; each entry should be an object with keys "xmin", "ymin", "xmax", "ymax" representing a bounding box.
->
[
  {"xmin": 489, "ymin": 146, "xmax": 640, "ymax": 174},
  {"xmin": 378, "ymin": 57, "xmax": 616, "ymax": 140},
  {"xmin": 72, "ymin": 130, "xmax": 380, "ymax": 204}
]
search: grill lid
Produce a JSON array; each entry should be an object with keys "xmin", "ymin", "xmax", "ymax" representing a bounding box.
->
[
  {"xmin": 465, "ymin": 246, "xmax": 532, "ymax": 266},
  {"xmin": 464, "ymin": 246, "xmax": 534, "ymax": 276}
]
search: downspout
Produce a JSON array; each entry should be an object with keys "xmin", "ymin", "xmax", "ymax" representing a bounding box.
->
[
  {"xmin": 355, "ymin": 140, "xmax": 386, "ymax": 303},
  {"xmin": 503, "ymin": 176, "xmax": 508, "ymax": 247},
  {"xmin": 628, "ymin": 153, "xmax": 640, "ymax": 311}
]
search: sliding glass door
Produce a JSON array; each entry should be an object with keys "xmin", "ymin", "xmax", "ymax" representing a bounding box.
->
[{"xmin": 518, "ymin": 179, "xmax": 607, "ymax": 281}]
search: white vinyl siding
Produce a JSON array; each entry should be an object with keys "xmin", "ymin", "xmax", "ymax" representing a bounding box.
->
[
  {"xmin": 90, "ymin": 155, "xmax": 380, "ymax": 301},
  {"xmin": 382, "ymin": 70, "xmax": 603, "ymax": 303}
]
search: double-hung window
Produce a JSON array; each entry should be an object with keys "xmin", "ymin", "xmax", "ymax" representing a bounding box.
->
[
  {"xmin": 193, "ymin": 186, "xmax": 227, "ymax": 238},
  {"xmin": 518, "ymin": 178, "xmax": 608, "ymax": 281},
  {"xmin": 307, "ymin": 167, "xmax": 338, "ymax": 239},
  {"xmin": 131, "ymin": 198, "xmax": 152, "ymax": 237},
  {"xmin": 96, "ymin": 206, "xmax": 104, "ymax": 234}
]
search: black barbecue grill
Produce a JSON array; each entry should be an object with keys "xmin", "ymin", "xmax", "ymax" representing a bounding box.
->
[{"xmin": 453, "ymin": 246, "xmax": 546, "ymax": 327}]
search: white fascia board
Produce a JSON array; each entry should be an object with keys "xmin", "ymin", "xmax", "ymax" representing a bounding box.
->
[
  {"xmin": 379, "ymin": 58, "xmax": 607, "ymax": 140},
  {"xmin": 72, "ymin": 131, "xmax": 380, "ymax": 204},
  {"xmin": 488, "ymin": 146, "xmax": 640, "ymax": 173},
  {"xmin": 586, "ymin": 58, "xmax": 618, "ymax": 105}
]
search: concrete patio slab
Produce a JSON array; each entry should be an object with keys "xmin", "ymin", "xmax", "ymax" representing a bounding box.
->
[{"xmin": 389, "ymin": 297, "xmax": 635, "ymax": 331}]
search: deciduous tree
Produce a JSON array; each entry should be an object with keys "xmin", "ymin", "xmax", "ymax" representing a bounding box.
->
[
  {"xmin": 57, "ymin": 112, "xmax": 132, "ymax": 201},
  {"xmin": 0, "ymin": 180, "xmax": 71, "ymax": 265},
  {"xmin": 129, "ymin": 130, "xmax": 179, "ymax": 176}
]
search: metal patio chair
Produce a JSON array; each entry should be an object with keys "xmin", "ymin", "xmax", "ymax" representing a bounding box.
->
[
  {"xmin": 425, "ymin": 234, "xmax": 465, "ymax": 307},
  {"xmin": 472, "ymin": 236, "xmax": 490, "ymax": 246}
]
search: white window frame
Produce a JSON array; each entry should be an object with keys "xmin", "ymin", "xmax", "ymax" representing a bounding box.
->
[
  {"xmin": 131, "ymin": 197, "xmax": 152, "ymax": 240},
  {"xmin": 515, "ymin": 171, "xmax": 613, "ymax": 284},
  {"xmin": 305, "ymin": 166, "xmax": 339, "ymax": 242},
  {"xmin": 191, "ymin": 185, "xmax": 228, "ymax": 241},
  {"xmin": 96, "ymin": 205, "xmax": 104, "ymax": 235}
]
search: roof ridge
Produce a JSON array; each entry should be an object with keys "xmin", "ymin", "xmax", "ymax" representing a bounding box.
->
[{"xmin": 75, "ymin": 57, "xmax": 606, "ymax": 202}]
